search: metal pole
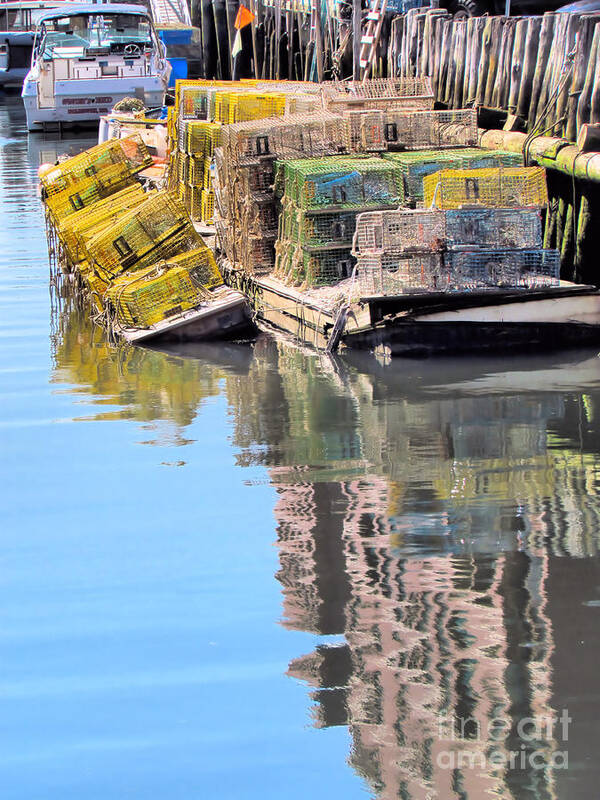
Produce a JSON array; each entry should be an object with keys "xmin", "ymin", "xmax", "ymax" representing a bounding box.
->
[{"xmin": 353, "ymin": 0, "xmax": 361, "ymax": 80}]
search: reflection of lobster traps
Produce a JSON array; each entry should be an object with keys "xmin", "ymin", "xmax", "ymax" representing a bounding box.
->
[
  {"xmin": 382, "ymin": 148, "xmax": 522, "ymax": 203},
  {"xmin": 357, "ymin": 252, "xmax": 445, "ymax": 295},
  {"xmin": 424, "ymin": 167, "xmax": 549, "ymax": 209},
  {"xmin": 220, "ymin": 112, "xmax": 349, "ymax": 165},
  {"xmin": 322, "ymin": 78, "xmax": 434, "ymax": 111},
  {"xmin": 86, "ymin": 192, "xmax": 203, "ymax": 280},
  {"xmin": 354, "ymin": 209, "xmax": 446, "ymax": 254},
  {"xmin": 105, "ymin": 246, "xmax": 221, "ymax": 328},
  {"xmin": 281, "ymin": 156, "xmax": 404, "ymax": 210},
  {"xmin": 444, "ymin": 248, "xmax": 560, "ymax": 288},
  {"xmin": 40, "ymin": 135, "xmax": 152, "ymax": 196},
  {"xmin": 445, "ymin": 208, "xmax": 542, "ymax": 249}
]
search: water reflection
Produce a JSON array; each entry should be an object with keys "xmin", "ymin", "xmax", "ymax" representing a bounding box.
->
[
  {"xmin": 51, "ymin": 300, "xmax": 600, "ymax": 799},
  {"xmin": 50, "ymin": 304, "xmax": 252, "ymax": 440}
]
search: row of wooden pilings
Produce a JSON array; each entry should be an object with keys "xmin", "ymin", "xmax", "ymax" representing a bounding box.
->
[{"xmin": 388, "ymin": 8, "xmax": 600, "ymax": 142}]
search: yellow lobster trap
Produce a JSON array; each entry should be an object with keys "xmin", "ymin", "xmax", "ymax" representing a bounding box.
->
[
  {"xmin": 105, "ymin": 245, "xmax": 222, "ymax": 328},
  {"xmin": 40, "ymin": 135, "xmax": 152, "ymax": 196},
  {"xmin": 86, "ymin": 192, "xmax": 202, "ymax": 280},
  {"xmin": 423, "ymin": 167, "xmax": 548, "ymax": 210}
]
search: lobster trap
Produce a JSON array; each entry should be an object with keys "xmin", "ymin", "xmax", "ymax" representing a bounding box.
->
[
  {"xmin": 353, "ymin": 207, "xmax": 543, "ymax": 254},
  {"xmin": 86, "ymin": 192, "xmax": 201, "ymax": 279},
  {"xmin": 443, "ymin": 248, "xmax": 560, "ymax": 289},
  {"xmin": 382, "ymin": 148, "xmax": 522, "ymax": 203},
  {"xmin": 381, "ymin": 108, "xmax": 479, "ymax": 151},
  {"xmin": 357, "ymin": 252, "xmax": 445, "ymax": 295},
  {"xmin": 57, "ymin": 184, "xmax": 147, "ymax": 266},
  {"xmin": 322, "ymin": 78, "xmax": 435, "ymax": 112},
  {"xmin": 40, "ymin": 134, "xmax": 152, "ymax": 196},
  {"xmin": 213, "ymin": 91, "xmax": 287, "ymax": 124},
  {"xmin": 177, "ymin": 120, "xmax": 223, "ymax": 157},
  {"xmin": 220, "ymin": 112, "xmax": 349, "ymax": 166},
  {"xmin": 280, "ymin": 156, "xmax": 404, "ymax": 210},
  {"xmin": 106, "ymin": 263, "xmax": 205, "ymax": 328},
  {"xmin": 424, "ymin": 167, "xmax": 549, "ymax": 209},
  {"xmin": 354, "ymin": 209, "xmax": 446, "ymax": 254},
  {"xmin": 277, "ymin": 243, "xmax": 355, "ymax": 287},
  {"xmin": 44, "ymin": 166, "xmax": 137, "ymax": 223},
  {"xmin": 444, "ymin": 208, "xmax": 542, "ymax": 249},
  {"xmin": 280, "ymin": 204, "xmax": 363, "ymax": 248}
]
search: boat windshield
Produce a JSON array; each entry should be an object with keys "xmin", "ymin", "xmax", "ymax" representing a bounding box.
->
[{"xmin": 38, "ymin": 13, "xmax": 154, "ymax": 58}]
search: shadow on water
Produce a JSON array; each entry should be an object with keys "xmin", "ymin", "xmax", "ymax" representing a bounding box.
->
[{"xmin": 50, "ymin": 297, "xmax": 600, "ymax": 799}]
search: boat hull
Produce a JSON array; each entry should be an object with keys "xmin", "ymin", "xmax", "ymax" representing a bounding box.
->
[
  {"xmin": 22, "ymin": 78, "xmax": 166, "ymax": 130},
  {"xmin": 120, "ymin": 290, "xmax": 254, "ymax": 345},
  {"xmin": 345, "ymin": 290, "xmax": 600, "ymax": 356},
  {"xmin": 223, "ymin": 263, "xmax": 600, "ymax": 357}
]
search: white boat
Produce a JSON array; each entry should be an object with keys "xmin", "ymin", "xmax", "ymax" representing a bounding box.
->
[{"xmin": 21, "ymin": 3, "xmax": 170, "ymax": 131}]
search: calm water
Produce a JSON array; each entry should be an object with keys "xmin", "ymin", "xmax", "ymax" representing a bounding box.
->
[{"xmin": 1, "ymin": 95, "xmax": 600, "ymax": 799}]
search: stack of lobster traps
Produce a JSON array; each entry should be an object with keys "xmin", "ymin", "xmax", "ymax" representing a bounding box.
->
[
  {"xmin": 353, "ymin": 201, "xmax": 558, "ymax": 296},
  {"xmin": 42, "ymin": 133, "xmax": 225, "ymax": 333},
  {"xmin": 274, "ymin": 155, "xmax": 405, "ymax": 287}
]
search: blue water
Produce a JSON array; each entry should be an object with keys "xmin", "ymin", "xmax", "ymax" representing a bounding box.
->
[{"xmin": 1, "ymin": 95, "xmax": 600, "ymax": 799}]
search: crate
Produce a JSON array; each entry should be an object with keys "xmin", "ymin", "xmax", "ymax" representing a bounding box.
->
[
  {"xmin": 354, "ymin": 209, "xmax": 446, "ymax": 254},
  {"xmin": 357, "ymin": 252, "xmax": 445, "ymax": 295},
  {"xmin": 40, "ymin": 134, "xmax": 152, "ymax": 196},
  {"xmin": 58, "ymin": 184, "xmax": 147, "ymax": 264},
  {"xmin": 201, "ymin": 189, "xmax": 214, "ymax": 223},
  {"xmin": 44, "ymin": 166, "xmax": 137, "ymax": 222},
  {"xmin": 86, "ymin": 192, "xmax": 199, "ymax": 279},
  {"xmin": 323, "ymin": 78, "xmax": 435, "ymax": 112},
  {"xmin": 220, "ymin": 112, "xmax": 348, "ymax": 166},
  {"xmin": 106, "ymin": 263, "xmax": 204, "ymax": 328},
  {"xmin": 382, "ymin": 148, "xmax": 522, "ymax": 203},
  {"xmin": 444, "ymin": 208, "xmax": 542, "ymax": 249},
  {"xmin": 424, "ymin": 167, "xmax": 549, "ymax": 209},
  {"xmin": 443, "ymin": 248, "xmax": 560, "ymax": 288},
  {"xmin": 281, "ymin": 156, "xmax": 404, "ymax": 210}
]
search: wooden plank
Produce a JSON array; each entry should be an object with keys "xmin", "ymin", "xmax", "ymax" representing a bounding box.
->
[
  {"xmin": 484, "ymin": 17, "xmax": 504, "ymax": 108},
  {"xmin": 508, "ymin": 18, "xmax": 528, "ymax": 114},
  {"xmin": 553, "ymin": 12, "xmax": 583, "ymax": 136},
  {"xmin": 516, "ymin": 17, "xmax": 541, "ymax": 121},
  {"xmin": 577, "ymin": 22, "xmax": 600, "ymax": 133},
  {"xmin": 528, "ymin": 13, "xmax": 557, "ymax": 131},
  {"xmin": 475, "ymin": 16, "xmax": 493, "ymax": 107},
  {"xmin": 565, "ymin": 16, "xmax": 597, "ymax": 141},
  {"xmin": 452, "ymin": 21, "xmax": 467, "ymax": 109}
]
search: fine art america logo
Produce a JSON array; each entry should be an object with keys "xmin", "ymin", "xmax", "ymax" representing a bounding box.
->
[{"xmin": 436, "ymin": 709, "xmax": 571, "ymax": 771}]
